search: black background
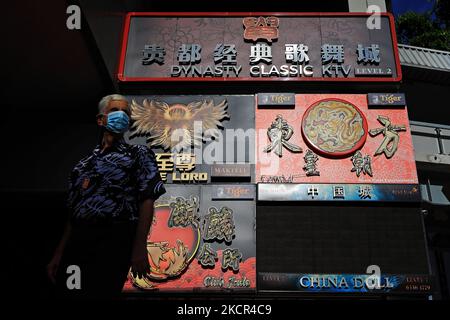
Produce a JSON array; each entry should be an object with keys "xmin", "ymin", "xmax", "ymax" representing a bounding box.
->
[{"xmin": 257, "ymin": 205, "xmax": 429, "ymax": 274}]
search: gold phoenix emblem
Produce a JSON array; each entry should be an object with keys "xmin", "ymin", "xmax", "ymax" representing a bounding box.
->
[{"xmin": 130, "ymin": 99, "xmax": 229, "ymax": 150}]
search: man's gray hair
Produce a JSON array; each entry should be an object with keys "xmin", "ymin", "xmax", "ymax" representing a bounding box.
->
[{"xmin": 98, "ymin": 94, "xmax": 128, "ymax": 113}]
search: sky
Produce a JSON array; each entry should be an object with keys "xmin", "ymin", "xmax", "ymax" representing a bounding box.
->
[{"xmin": 391, "ymin": 0, "xmax": 435, "ymax": 17}]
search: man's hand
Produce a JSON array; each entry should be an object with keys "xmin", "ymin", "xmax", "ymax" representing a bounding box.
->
[
  {"xmin": 47, "ymin": 221, "xmax": 72, "ymax": 285},
  {"xmin": 131, "ymin": 244, "xmax": 150, "ymax": 279},
  {"xmin": 132, "ymin": 198, "xmax": 154, "ymax": 279},
  {"xmin": 47, "ymin": 252, "xmax": 62, "ymax": 284}
]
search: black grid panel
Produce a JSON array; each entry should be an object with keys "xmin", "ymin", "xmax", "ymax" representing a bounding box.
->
[{"xmin": 257, "ymin": 205, "xmax": 430, "ymax": 274}]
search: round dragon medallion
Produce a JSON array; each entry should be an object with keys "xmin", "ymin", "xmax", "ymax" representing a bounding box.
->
[{"xmin": 301, "ymin": 99, "xmax": 368, "ymax": 157}]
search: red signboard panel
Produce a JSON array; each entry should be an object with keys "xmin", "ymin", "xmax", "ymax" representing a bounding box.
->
[{"xmin": 256, "ymin": 94, "xmax": 418, "ymax": 184}]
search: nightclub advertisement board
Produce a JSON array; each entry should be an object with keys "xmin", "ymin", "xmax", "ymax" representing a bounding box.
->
[
  {"xmin": 123, "ymin": 185, "xmax": 256, "ymax": 292},
  {"xmin": 118, "ymin": 12, "xmax": 401, "ymax": 82},
  {"xmin": 256, "ymin": 94, "xmax": 419, "ymax": 202},
  {"xmin": 126, "ymin": 95, "xmax": 255, "ymax": 184},
  {"xmin": 258, "ymin": 273, "xmax": 433, "ymax": 294},
  {"xmin": 121, "ymin": 92, "xmax": 426, "ymax": 294}
]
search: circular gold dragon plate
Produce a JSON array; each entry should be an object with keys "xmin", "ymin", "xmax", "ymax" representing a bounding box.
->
[{"xmin": 301, "ymin": 99, "xmax": 368, "ymax": 157}]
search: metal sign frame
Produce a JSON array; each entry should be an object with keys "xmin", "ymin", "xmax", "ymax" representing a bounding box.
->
[{"xmin": 117, "ymin": 12, "xmax": 402, "ymax": 83}]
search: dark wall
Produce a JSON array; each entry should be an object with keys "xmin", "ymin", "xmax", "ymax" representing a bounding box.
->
[
  {"xmin": 3, "ymin": 0, "xmax": 113, "ymax": 191},
  {"xmin": 257, "ymin": 205, "xmax": 430, "ymax": 275},
  {"xmin": 3, "ymin": 0, "xmax": 113, "ymax": 296},
  {"xmin": 400, "ymin": 79, "xmax": 450, "ymax": 125}
]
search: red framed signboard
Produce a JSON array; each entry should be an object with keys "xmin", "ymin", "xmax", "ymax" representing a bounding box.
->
[
  {"xmin": 118, "ymin": 12, "xmax": 402, "ymax": 83},
  {"xmin": 256, "ymin": 94, "xmax": 418, "ymax": 185}
]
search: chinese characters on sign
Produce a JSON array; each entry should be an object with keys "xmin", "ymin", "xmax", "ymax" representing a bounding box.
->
[
  {"xmin": 333, "ymin": 186, "xmax": 345, "ymax": 199},
  {"xmin": 351, "ymin": 151, "xmax": 373, "ymax": 177},
  {"xmin": 357, "ymin": 44, "xmax": 380, "ymax": 64},
  {"xmin": 321, "ymin": 44, "xmax": 352, "ymax": 77},
  {"xmin": 222, "ymin": 249, "xmax": 243, "ymax": 271},
  {"xmin": 258, "ymin": 184, "xmax": 421, "ymax": 202},
  {"xmin": 197, "ymin": 206, "xmax": 242, "ymax": 272},
  {"xmin": 178, "ymin": 44, "xmax": 202, "ymax": 64},
  {"xmin": 142, "ymin": 45, "xmax": 165, "ymax": 65},
  {"xmin": 250, "ymin": 43, "xmax": 272, "ymax": 64},
  {"xmin": 285, "ymin": 44, "xmax": 310, "ymax": 63},
  {"xmin": 355, "ymin": 44, "xmax": 392, "ymax": 76},
  {"xmin": 358, "ymin": 186, "xmax": 373, "ymax": 199},
  {"xmin": 202, "ymin": 207, "xmax": 236, "ymax": 243},
  {"xmin": 141, "ymin": 39, "xmax": 390, "ymax": 78},
  {"xmin": 156, "ymin": 153, "xmax": 208, "ymax": 182},
  {"xmin": 197, "ymin": 243, "xmax": 218, "ymax": 267},
  {"xmin": 307, "ymin": 186, "xmax": 319, "ymax": 199},
  {"xmin": 170, "ymin": 43, "xmax": 242, "ymax": 77},
  {"xmin": 168, "ymin": 196, "xmax": 200, "ymax": 228},
  {"xmin": 263, "ymin": 115, "xmax": 302, "ymax": 157},
  {"xmin": 369, "ymin": 115, "xmax": 406, "ymax": 159},
  {"xmin": 214, "ymin": 44, "xmax": 238, "ymax": 65},
  {"xmin": 303, "ymin": 150, "xmax": 320, "ymax": 177},
  {"xmin": 122, "ymin": 14, "xmax": 400, "ymax": 81}
]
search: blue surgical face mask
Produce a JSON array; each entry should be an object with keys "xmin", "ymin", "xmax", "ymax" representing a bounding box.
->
[{"xmin": 105, "ymin": 110, "xmax": 130, "ymax": 134}]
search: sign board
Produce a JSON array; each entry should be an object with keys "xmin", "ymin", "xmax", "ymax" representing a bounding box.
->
[
  {"xmin": 118, "ymin": 12, "xmax": 401, "ymax": 82},
  {"xmin": 256, "ymin": 94, "xmax": 418, "ymax": 185},
  {"xmin": 368, "ymin": 93, "xmax": 406, "ymax": 107},
  {"xmin": 257, "ymin": 93, "xmax": 295, "ymax": 107},
  {"xmin": 258, "ymin": 183, "xmax": 421, "ymax": 202},
  {"xmin": 258, "ymin": 273, "xmax": 433, "ymax": 294},
  {"xmin": 123, "ymin": 185, "xmax": 256, "ymax": 292},
  {"xmin": 211, "ymin": 185, "xmax": 255, "ymax": 200},
  {"xmin": 126, "ymin": 95, "xmax": 255, "ymax": 183},
  {"xmin": 211, "ymin": 164, "xmax": 252, "ymax": 179}
]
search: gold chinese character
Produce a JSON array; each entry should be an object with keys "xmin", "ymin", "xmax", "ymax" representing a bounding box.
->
[
  {"xmin": 156, "ymin": 153, "xmax": 174, "ymax": 172},
  {"xmin": 175, "ymin": 153, "xmax": 196, "ymax": 172}
]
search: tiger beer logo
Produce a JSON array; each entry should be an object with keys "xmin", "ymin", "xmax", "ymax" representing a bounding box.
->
[
  {"xmin": 223, "ymin": 187, "xmax": 251, "ymax": 198},
  {"xmin": 243, "ymin": 16, "xmax": 279, "ymax": 42}
]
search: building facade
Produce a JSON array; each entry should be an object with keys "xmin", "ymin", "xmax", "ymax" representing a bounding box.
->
[{"xmin": 3, "ymin": 0, "xmax": 449, "ymax": 300}]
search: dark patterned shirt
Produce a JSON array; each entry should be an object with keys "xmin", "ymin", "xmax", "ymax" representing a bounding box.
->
[{"xmin": 67, "ymin": 139, "xmax": 165, "ymax": 223}]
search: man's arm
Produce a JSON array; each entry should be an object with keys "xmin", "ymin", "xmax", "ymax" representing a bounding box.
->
[
  {"xmin": 130, "ymin": 198, "xmax": 154, "ymax": 279},
  {"xmin": 47, "ymin": 220, "xmax": 72, "ymax": 284}
]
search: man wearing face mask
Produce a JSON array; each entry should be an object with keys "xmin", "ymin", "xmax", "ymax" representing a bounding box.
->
[{"xmin": 47, "ymin": 94, "xmax": 165, "ymax": 299}]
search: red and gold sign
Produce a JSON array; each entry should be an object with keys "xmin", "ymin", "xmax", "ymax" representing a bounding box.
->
[
  {"xmin": 243, "ymin": 16, "xmax": 279, "ymax": 42},
  {"xmin": 301, "ymin": 99, "xmax": 368, "ymax": 158},
  {"xmin": 256, "ymin": 94, "xmax": 418, "ymax": 184},
  {"xmin": 123, "ymin": 193, "xmax": 256, "ymax": 292},
  {"xmin": 127, "ymin": 199, "xmax": 201, "ymax": 289}
]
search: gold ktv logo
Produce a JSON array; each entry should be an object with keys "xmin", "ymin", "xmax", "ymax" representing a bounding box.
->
[{"xmin": 243, "ymin": 16, "xmax": 279, "ymax": 43}]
